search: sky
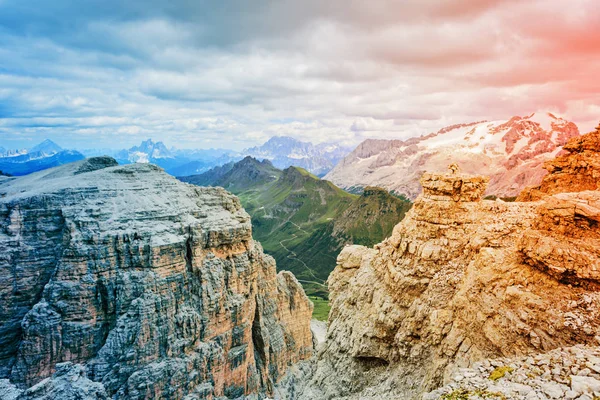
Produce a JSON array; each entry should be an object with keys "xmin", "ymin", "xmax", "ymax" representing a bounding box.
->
[{"xmin": 0, "ymin": 0, "xmax": 599, "ymax": 151}]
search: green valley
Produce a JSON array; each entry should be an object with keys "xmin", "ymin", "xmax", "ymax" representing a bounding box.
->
[{"xmin": 179, "ymin": 156, "xmax": 412, "ymax": 318}]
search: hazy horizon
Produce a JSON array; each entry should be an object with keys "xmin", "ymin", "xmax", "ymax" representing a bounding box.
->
[
  {"xmin": 1, "ymin": 0, "xmax": 599, "ymax": 150},
  {"xmin": 0, "ymin": 134, "xmax": 351, "ymax": 152}
]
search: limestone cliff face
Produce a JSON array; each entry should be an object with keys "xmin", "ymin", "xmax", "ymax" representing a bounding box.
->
[
  {"xmin": 286, "ymin": 161, "xmax": 600, "ymax": 399},
  {"xmin": 0, "ymin": 157, "xmax": 313, "ymax": 399}
]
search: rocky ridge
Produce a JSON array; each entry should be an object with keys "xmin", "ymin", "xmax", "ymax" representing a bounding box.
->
[
  {"xmin": 325, "ymin": 112, "xmax": 580, "ymax": 199},
  {"xmin": 0, "ymin": 157, "xmax": 313, "ymax": 399},
  {"xmin": 278, "ymin": 125, "xmax": 600, "ymax": 399}
]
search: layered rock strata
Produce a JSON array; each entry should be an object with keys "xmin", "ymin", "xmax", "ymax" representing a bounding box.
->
[
  {"xmin": 281, "ymin": 157, "xmax": 600, "ymax": 399},
  {"xmin": 518, "ymin": 123, "xmax": 600, "ymax": 201},
  {"xmin": 0, "ymin": 157, "xmax": 313, "ymax": 399}
]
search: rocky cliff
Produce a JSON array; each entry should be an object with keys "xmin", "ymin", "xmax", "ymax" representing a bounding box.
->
[
  {"xmin": 280, "ymin": 127, "xmax": 600, "ymax": 399},
  {"xmin": 518, "ymin": 123, "xmax": 600, "ymax": 201},
  {"xmin": 325, "ymin": 112, "xmax": 580, "ymax": 199},
  {"xmin": 0, "ymin": 157, "xmax": 313, "ymax": 399}
]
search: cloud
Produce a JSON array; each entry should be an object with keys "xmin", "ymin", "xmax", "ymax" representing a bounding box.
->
[{"xmin": 0, "ymin": 0, "xmax": 598, "ymax": 150}]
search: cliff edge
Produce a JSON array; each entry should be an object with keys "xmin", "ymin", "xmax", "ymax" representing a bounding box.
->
[
  {"xmin": 0, "ymin": 157, "xmax": 313, "ymax": 399},
  {"xmin": 280, "ymin": 126, "xmax": 600, "ymax": 399}
]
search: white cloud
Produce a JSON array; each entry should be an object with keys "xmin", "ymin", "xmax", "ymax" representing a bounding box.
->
[{"xmin": 0, "ymin": 0, "xmax": 598, "ymax": 150}]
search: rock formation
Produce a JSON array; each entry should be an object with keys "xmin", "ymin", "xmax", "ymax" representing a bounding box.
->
[
  {"xmin": 325, "ymin": 112, "xmax": 580, "ymax": 199},
  {"xmin": 425, "ymin": 344, "xmax": 600, "ymax": 399},
  {"xmin": 280, "ymin": 138, "xmax": 600, "ymax": 399},
  {"xmin": 518, "ymin": 123, "xmax": 600, "ymax": 201},
  {"xmin": 0, "ymin": 157, "xmax": 313, "ymax": 399}
]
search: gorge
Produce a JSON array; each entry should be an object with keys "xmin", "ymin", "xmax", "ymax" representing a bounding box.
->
[{"xmin": 2, "ymin": 126, "xmax": 600, "ymax": 400}]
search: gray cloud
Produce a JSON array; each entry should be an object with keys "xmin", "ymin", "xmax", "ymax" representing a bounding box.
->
[{"xmin": 0, "ymin": 0, "xmax": 599, "ymax": 150}]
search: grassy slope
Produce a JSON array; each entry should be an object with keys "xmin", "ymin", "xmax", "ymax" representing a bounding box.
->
[
  {"xmin": 239, "ymin": 166, "xmax": 357, "ymax": 298},
  {"xmin": 309, "ymin": 296, "xmax": 330, "ymax": 321}
]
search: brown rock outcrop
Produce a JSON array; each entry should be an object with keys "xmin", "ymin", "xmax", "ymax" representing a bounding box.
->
[
  {"xmin": 518, "ymin": 124, "xmax": 600, "ymax": 201},
  {"xmin": 282, "ymin": 162, "xmax": 600, "ymax": 399},
  {"xmin": 0, "ymin": 158, "xmax": 313, "ymax": 399},
  {"xmin": 518, "ymin": 191, "xmax": 600, "ymax": 289}
]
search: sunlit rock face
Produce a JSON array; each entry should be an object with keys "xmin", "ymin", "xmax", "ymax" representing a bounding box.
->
[
  {"xmin": 0, "ymin": 157, "xmax": 313, "ymax": 399},
  {"xmin": 325, "ymin": 112, "xmax": 580, "ymax": 199},
  {"xmin": 518, "ymin": 124, "xmax": 600, "ymax": 201},
  {"xmin": 279, "ymin": 158, "xmax": 600, "ymax": 399}
]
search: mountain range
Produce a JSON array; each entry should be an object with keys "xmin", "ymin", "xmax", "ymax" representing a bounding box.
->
[
  {"xmin": 0, "ymin": 113, "xmax": 583, "ymax": 197},
  {"xmin": 179, "ymin": 156, "xmax": 412, "ymax": 299},
  {"xmin": 243, "ymin": 136, "xmax": 352, "ymax": 176},
  {"xmin": 3, "ymin": 124, "xmax": 600, "ymax": 400},
  {"xmin": 325, "ymin": 112, "xmax": 580, "ymax": 199},
  {"xmin": 82, "ymin": 136, "xmax": 351, "ymax": 177},
  {"xmin": 0, "ymin": 139, "xmax": 85, "ymax": 176}
]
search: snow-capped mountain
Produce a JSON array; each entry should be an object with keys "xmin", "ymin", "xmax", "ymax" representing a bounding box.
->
[
  {"xmin": 243, "ymin": 136, "xmax": 352, "ymax": 176},
  {"xmin": 0, "ymin": 139, "xmax": 63, "ymax": 158},
  {"xmin": 117, "ymin": 139, "xmax": 174, "ymax": 164},
  {"xmin": 0, "ymin": 140, "xmax": 84, "ymax": 175},
  {"xmin": 113, "ymin": 139, "xmax": 241, "ymax": 175},
  {"xmin": 325, "ymin": 113, "xmax": 580, "ymax": 199},
  {"xmin": 114, "ymin": 139, "xmax": 182, "ymax": 171},
  {"xmin": 80, "ymin": 137, "xmax": 350, "ymax": 178}
]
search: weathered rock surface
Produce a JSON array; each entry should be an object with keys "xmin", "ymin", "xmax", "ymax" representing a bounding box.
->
[
  {"xmin": 1, "ymin": 363, "xmax": 108, "ymax": 400},
  {"xmin": 0, "ymin": 157, "xmax": 313, "ymax": 399},
  {"xmin": 518, "ymin": 124, "xmax": 600, "ymax": 201},
  {"xmin": 325, "ymin": 112, "xmax": 580, "ymax": 199},
  {"xmin": 277, "ymin": 159, "xmax": 600, "ymax": 399},
  {"xmin": 425, "ymin": 345, "xmax": 600, "ymax": 400}
]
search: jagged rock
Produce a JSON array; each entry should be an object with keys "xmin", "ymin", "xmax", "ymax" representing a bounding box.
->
[
  {"xmin": 277, "ymin": 162, "xmax": 600, "ymax": 399},
  {"xmin": 9, "ymin": 363, "xmax": 108, "ymax": 400},
  {"xmin": 420, "ymin": 167, "xmax": 489, "ymax": 202},
  {"xmin": 518, "ymin": 124, "xmax": 600, "ymax": 201},
  {"xmin": 518, "ymin": 192, "xmax": 600, "ymax": 288},
  {"xmin": 0, "ymin": 157, "xmax": 313, "ymax": 399}
]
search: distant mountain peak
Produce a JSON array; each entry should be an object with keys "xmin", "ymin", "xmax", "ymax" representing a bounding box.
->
[
  {"xmin": 264, "ymin": 136, "xmax": 302, "ymax": 145},
  {"xmin": 126, "ymin": 139, "xmax": 174, "ymax": 163},
  {"xmin": 518, "ymin": 111, "xmax": 570, "ymax": 131},
  {"xmin": 239, "ymin": 155, "xmax": 261, "ymax": 164},
  {"xmin": 181, "ymin": 155, "xmax": 281, "ymax": 192},
  {"xmin": 38, "ymin": 139, "xmax": 59, "ymax": 145},
  {"xmin": 29, "ymin": 139, "xmax": 63, "ymax": 155},
  {"xmin": 235, "ymin": 156, "xmax": 275, "ymax": 169},
  {"xmin": 283, "ymin": 165, "xmax": 317, "ymax": 179},
  {"xmin": 243, "ymin": 136, "xmax": 352, "ymax": 176}
]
